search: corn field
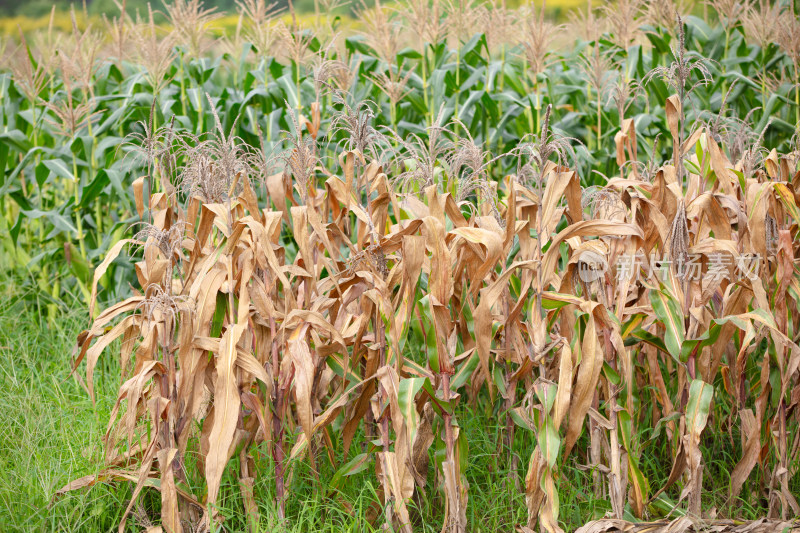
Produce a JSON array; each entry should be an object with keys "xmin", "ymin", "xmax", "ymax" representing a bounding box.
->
[{"xmin": 2, "ymin": 0, "xmax": 800, "ymax": 532}]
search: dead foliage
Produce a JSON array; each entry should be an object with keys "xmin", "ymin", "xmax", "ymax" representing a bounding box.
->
[{"xmin": 60, "ymin": 86, "xmax": 800, "ymax": 533}]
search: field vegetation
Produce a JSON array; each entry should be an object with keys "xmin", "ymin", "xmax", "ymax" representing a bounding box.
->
[{"xmin": 1, "ymin": 0, "xmax": 800, "ymax": 532}]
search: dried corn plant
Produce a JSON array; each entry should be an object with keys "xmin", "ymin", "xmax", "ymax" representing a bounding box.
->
[{"xmin": 59, "ymin": 82, "xmax": 800, "ymax": 533}]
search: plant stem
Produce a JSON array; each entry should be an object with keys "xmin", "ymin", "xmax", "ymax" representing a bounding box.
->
[
  {"xmin": 761, "ymin": 47, "xmax": 767, "ymax": 112},
  {"xmin": 295, "ymin": 60, "xmax": 302, "ymax": 113},
  {"xmin": 721, "ymin": 27, "xmax": 731, "ymax": 97},
  {"xmin": 390, "ymin": 100, "xmax": 398, "ymax": 148},
  {"xmin": 179, "ymin": 50, "xmax": 187, "ymax": 118},
  {"xmin": 72, "ymin": 153, "xmax": 87, "ymax": 261},
  {"xmin": 597, "ymin": 90, "xmax": 602, "ymax": 149},
  {"xmin": 30, "ymin": 98, "xmax": 39, "ymax": 152},
  {"xmin": 533, "ymin": 74, "xmax": 542, "ymax": 134},
  {"xmin": 269, "ymin": 314, "xmax": 285, "ymax": 520},
  {"xmin": 422, "ymin": 45, "xmax": 431, "ymax": 128},
  {"xmin": 455, "ymin": 43, "xmax": 461, "ymax": 136},
  {"xmin": 441, "ymin": 371, "xmax": 461, "ymax": 533},
  {"xmin": 496, "ymin": 46, "xmax": 506, "ymax": 157},
  {"xmin": 795, "ymin": 65, "xmax": 799, "ymax": 129}
]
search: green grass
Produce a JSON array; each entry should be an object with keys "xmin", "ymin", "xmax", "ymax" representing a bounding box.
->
[
  {"xmin": 0, "ymin": 273, "xmax": 782, "ymax": 532},
  {"xmin": 0, "ymin": 280, "xmax": 124, "ymax": 532}
]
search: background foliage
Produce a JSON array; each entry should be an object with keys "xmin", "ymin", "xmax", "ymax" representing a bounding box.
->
[{"xmin": 1, "ymin": 0, "xmax": 800, "ymax": 532}]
